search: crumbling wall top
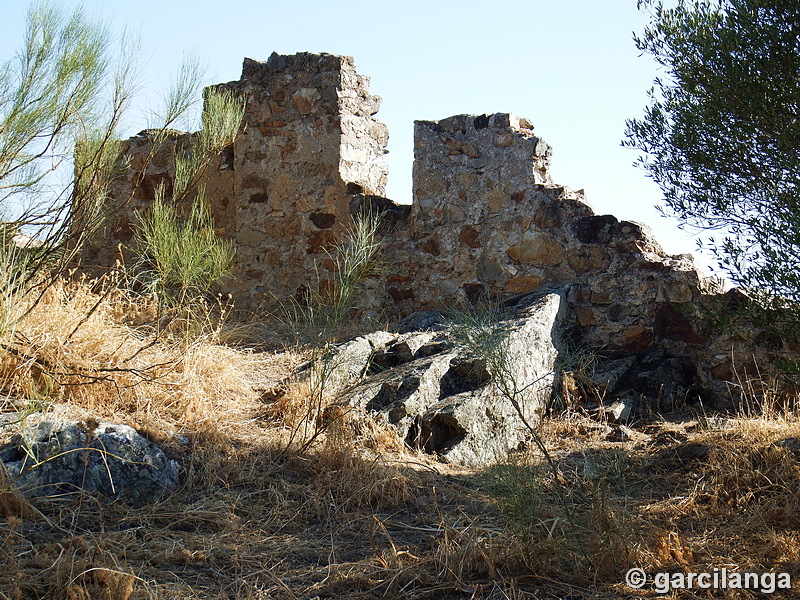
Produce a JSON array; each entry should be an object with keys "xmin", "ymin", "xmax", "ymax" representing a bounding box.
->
[
  {"xmin": 414, "ymin": 113, "xmax": 554, "ymax": 194},
  {"xmin": 241, "ymin": 52, "xmax": 349, "ymax": 81}
]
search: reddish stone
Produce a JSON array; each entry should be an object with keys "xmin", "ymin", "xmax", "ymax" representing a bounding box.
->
[
  {"xmin": 711, "ymin": 358, "xmax": 759, "ymax": 383},
  {"xmin": 292, "ymin": 90, "xmax": 320, "ymax": 116},
  {"xmin": 458, "ymin": 226, "xmax": 481, "ymax": 248},
  {"xmin": 270, "ymin": 88, "xmax": 287, "ymax": 103},
  {"xmin": 241, "ymin": 173, "xmax": 268, "ymax": 188},
  {"xmin": 710, "ymin": 363, "xmax": 733, "ymax": 381},
  {"xmin": 420, "ymin": 238, "xmax": 441, "ymax": 256},
  {"xmin": 505, "ymin": 275, "xmax": 542, "ymax": 294},
  {"xmin": 444, "ymin": 137, "xmax": 459, "ymax": 154},
  {"xmin": 511, "ymin": 191, "xmax": 525, "ymax": 203},
  {"xmin": 389, "ymin": 288, "xmax": 415, "ymax": 303},
  {"xmin": 246, "ymin": 269, "xmax": 264, "ymax": 280},
  {"xmin": 506, "ymin": 233, "xmax": 564, "ymax": 265},
  {"xmin": 623, "ymin": 323, "xmax": 654, "ymax": 351},
  {"xmin": 257, "ymin": 123, "xmax": 287, "ymax": 136},
  {"xmin": 133, "ymin": 172, "xmax": 172, "ymax": 201},
  {"xmin": 307, "ymin": 230, "xmax": 336, "ymax": 254},
  {"xmin": 576, "ymin": 306, "xmax": 597, "ymax": 327},
  {"xmin": 387, "ymin": 274, "xmax": 413, "ymax": 283}
]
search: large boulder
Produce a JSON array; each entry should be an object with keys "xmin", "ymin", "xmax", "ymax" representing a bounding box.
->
[
  {"xmin": 0, "ymin": 419, "xmax": 180, "ymax": 506},
  {"xmin": 322, "ymin": 291, "xmax": 566, "ymax": 465}
]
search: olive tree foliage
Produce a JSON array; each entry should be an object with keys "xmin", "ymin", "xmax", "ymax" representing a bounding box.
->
[{"xmin": 624, "ymin": 0, "xmax": 800, "ymax": 309}]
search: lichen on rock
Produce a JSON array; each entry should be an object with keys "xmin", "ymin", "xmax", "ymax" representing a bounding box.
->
[{"xmin": 1, "ymin": 418, "xmax": 180, "ymax": 506}]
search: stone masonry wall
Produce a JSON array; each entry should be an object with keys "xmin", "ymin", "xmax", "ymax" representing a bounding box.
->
[
  {"xmin": 76, "ymin": 129, "xmax": 237, "ymax": 268},
  {"xmin": 76, "ymin": 52, "xmax": 792, "ymax": 409},
  {"xmin": 79, "ymin": 52, "xmax": 389, "ymax": 307},
  {"xmin": 400, "ymin": 111, "xmax": 703, "ymax": 350},
  {"xmin": 380, "ymin": 112, "xmax": 739, "ymax": 405}
]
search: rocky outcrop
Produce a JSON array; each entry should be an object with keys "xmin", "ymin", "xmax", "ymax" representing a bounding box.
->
[
  {"xmin": 1, "ymin": 419, "xmax": 180, "ymax": 506},
  {"xmin": 301, "ymin": 292, "xmax": 564, "ymax": 465}
]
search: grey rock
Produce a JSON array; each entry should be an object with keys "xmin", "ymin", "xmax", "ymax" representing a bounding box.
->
[
  {"xmin": 369, "ymin": 331, "xmax": 450, "ymax": 370},
  {"xmin": 590, "ymin": 356, "xmax": 637, "ymax": 393},
  {"xmin": 298, "ymin": 331, "xmax": 397, "ymax": 399},
  {"xmin": 1, "ymin": 420, "xmax": 180, "ymax": 506},
  {"xmin": 605, "ymin": 424, "xmax": 635, "ymax": 442},
  {"xmin": 349, "ymin": 291, "xmax": 565, "ymax": 466},
  {"xmin": 389, "ymin": 310, "xmax": 447, "ymax": 334},
  {"xmin": 602, "ymin": 396, "xmax": 636, "ymax": 423},
  {"xmin": 355, "ymin": 352, "xmax": 453, "ymax": 435},
  {"xmin": 703, "ymin": 416, "xmax": 738, "ymax": 430}
]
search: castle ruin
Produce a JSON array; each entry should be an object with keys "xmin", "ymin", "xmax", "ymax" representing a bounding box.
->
[{"xmin": 77, "ymin": 52, "xmax": 787, "ymax": 412}]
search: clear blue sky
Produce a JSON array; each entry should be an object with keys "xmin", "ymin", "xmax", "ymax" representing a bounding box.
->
[{"xmin": 2, "ymin": 0, "xmax": 713, "ymax": 272}]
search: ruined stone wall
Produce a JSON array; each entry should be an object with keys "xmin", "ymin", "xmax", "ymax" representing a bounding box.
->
[
  {"xmin": 218, "ymin": 53, "xmax": 389, "ymax": 303},
  {"xmin": 77, "ymin": 129, "xmax": 237, "ymax": 268},
  {"xmin": 79, "ymin": 52, "xmax": 389, "ymax": 307},
  {"xmin": 397, "ymin": 112, "xmax": 788, "ymax": 407},
  {"xmin": 376, "ymin": 112, "xmax": 732, "ymax": 403},
  {"xmin": 76, "ymin": 51, "xmax": 791, "ymax": 409},
  {"xmin": 400, "ymin": 113, "xmax": 590, "ymax": 305},
  {"xmin": 378, "ymin": 113, "xmax": 701, "ymax": 338}
]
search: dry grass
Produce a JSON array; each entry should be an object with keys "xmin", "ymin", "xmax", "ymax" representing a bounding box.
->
[
  {"xmin": 0, "ymin": 277, "xmax": 273, "ymax": 431},
  {"xmin": 1, "ymin": 279, "xmax": 800, "ymax": 598}
]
